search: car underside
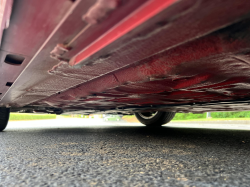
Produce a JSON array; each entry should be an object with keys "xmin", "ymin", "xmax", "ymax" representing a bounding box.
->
[{"xmin": 1, "ymin": 0, "xmax": 250, "ymax": 129}]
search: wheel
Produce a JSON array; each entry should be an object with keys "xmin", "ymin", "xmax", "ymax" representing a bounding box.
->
[
  {"xmin": 134, "ymin": 111, "xmax": 176, "ymax": 127},
  {"xmin": 0, "ymin": 107, "xmax": 10, "ymax": 131}
]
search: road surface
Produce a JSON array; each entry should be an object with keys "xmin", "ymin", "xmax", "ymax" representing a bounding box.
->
[{"xmin": 1, "ymin": 118, "xmax": 250, "ymax": 186}]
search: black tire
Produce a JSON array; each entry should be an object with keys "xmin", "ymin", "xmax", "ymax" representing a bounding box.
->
[
  {"xmin": 135, "ymin": 111, "xmax": 176, "ymax": 127},
  {"xmin": 0, "ymin": 108, "xmax": 10, "ymax": 132}
]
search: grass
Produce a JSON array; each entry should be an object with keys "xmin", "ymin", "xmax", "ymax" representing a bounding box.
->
[
  {"xmin": 9, "ymin": 113, "xmax": 56, "ymax": 121},
  {"xmin": 122, "ymin": 115, "xmax": 136, "ymax": 119},
  {"xmin": 173, "ymin": 112, "xmax": 250, "ymax": 120}
]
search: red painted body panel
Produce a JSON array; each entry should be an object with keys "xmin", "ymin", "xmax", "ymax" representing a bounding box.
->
[
  {"xmin": 0, "ymin": 0, "xmax": 12, "ymax": 47},
  {"xmin": 1, "ymin": 0, "xmax": 250, "ymax": 114},
  {"xmin": 70, "ymin": 0, "xmax": 177, "ymax": 66}
]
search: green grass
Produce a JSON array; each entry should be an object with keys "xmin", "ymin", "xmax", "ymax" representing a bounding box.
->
[
  {"xmin": 173, "ymin": 111, "xmax": 250, "ymax": 120},
  {"xmin": 173, "ymin": 113, "xmax": 206, "ymax": 120},
  {"xmin": 9, "ymin": 113, "xmax": 56, "ymax": 121},
  {"xmin": 122, "ymin": 115, "xmax": 135, "ymax": 119}
]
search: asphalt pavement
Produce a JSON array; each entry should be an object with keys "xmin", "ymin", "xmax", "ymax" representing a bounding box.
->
[{"xmin": 1, "ymin": 118, "xmax": 250, "ymax": 187}]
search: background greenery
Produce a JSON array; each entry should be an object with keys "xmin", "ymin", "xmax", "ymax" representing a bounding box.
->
[
  {"xmin": 173, "ymin": 111, "xmax": 250, "ymax": 120},
  {"xmin": 10, "ymin": 113, "xmax": 56, "ymax": 121},
  {"xmin": 9, "ymin": 111, "xmax": 250, "ymax": 121}
]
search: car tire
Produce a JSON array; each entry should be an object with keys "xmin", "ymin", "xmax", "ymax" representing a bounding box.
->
[
  {"xmin": 0, "ymin": 108, "xmax": 10, "ymax": 132},
  {"xmin": 135, "ymin": 111, "xmax": 176, "ymax": 127}
]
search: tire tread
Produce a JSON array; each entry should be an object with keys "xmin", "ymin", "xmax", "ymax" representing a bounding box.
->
[{"xmin": 0, "ymin": 108, "xmax": 10, "ymax": 131}]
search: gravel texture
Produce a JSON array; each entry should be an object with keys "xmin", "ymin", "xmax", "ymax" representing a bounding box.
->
[{"xmin": 0, "ymin": 119, "xmax": 250, "ymax": 186}]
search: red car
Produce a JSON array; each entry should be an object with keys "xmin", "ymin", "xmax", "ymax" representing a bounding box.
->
[{"xmin": 1, "ymin": 0, "xmax": 250, "ymax": 131}]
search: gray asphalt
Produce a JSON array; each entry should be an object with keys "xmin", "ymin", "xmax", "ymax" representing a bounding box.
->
[{"xmin": 1, "ymin": 119, "xmax": 250, "ymax": 187}]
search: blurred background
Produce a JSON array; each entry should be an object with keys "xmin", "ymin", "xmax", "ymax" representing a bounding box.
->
[{"xmin": 9, "ymin": 111, "xmax": 250, "ymax": 123}]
